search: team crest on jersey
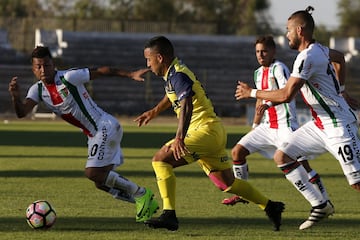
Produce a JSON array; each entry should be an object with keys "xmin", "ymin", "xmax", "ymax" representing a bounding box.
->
[
  {"xmin": 270, "ymin": 77, "xmax": 276, "ymax": 86},
  {"xmin": 59, "ymin": 87, "xmax": 69, "ymax": 98}
]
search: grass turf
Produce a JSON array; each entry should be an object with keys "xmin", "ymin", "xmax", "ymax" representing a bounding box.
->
[{"xmin": 0, "ymin": 119, "xmax": 359, "ymax": 240}]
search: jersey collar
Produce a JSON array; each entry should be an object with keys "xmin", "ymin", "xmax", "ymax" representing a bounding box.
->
[{"xmin": 163, "ymin": 57, "xmax": 179, "ymax": 81}]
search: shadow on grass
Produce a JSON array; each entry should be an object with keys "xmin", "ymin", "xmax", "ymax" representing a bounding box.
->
[
  {"xmin": 0, "ymin": 130, "xmax": 243, "ymax": 148},
  {"xmin": 0, "ymin": 170, "xmax": 346, "ymax": 179},
  {"xmin": 1, "ymin": 216, "xmax": 359, "ymax": 232}
]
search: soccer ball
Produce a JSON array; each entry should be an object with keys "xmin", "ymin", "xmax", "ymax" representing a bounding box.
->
[{"xmin": 26, "ymin": 200, "xmax": 56, "ymax": 229}]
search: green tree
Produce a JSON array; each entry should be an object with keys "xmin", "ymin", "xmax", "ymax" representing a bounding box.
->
[
  {"xmin": 133, "ymin": 0, "xmax": 177, "ymax": 21},
  {"xmin": 0, "ymin": 0, "xmax": 43, "ymax": 17},
  {"xmin": 72, "ymin": 0, "xmax": 105, "ymax": 18},
  {"xmin": 132, "ymin": 0, "xmax": 271, "ymax": 35},
  {"xmin": 336, "ymin": 0, "xmax": 360, "ymax": 37},
  {"xmin": 314, "ymin": 24, "xmax": 332, "ymax": 46}
]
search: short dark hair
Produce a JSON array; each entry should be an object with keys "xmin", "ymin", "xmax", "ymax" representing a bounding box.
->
[
  {"xmin": 288, "ymin": 6, "xmax": 315, "ymax": 34},
  {"xmin": 32, "ymin": 46, "xmax": 52, "ymax": 60},
  {"xmin": 144, "ymin": 35, "xmax": 174, "ymax": 58},
  {"xmin": 255, "ymin": 35, "xmax": 276, "ymax": 49}
]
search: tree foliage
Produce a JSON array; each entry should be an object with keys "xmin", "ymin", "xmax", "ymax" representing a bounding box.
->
[
  {"xmin": 0, "ymin": 0, "xmax": 274, "ymax": 35},
  {"xmin": 336, "ymin": 0, "xmax": 360, "ymax": 37},
  {"xmin": 0, "ymin": 0, "xmax": 43, "ymax": 17}
]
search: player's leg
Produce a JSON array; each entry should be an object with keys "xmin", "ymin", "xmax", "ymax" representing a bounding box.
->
[
  {"xmin": 299, "ymin": 159, "xmax": 330, "ymax": 202},
  {"xmin": 274, "ymin": 123, "xmax": 334, "ymax": 230},
  {"xmin": 231, "ymin": 126, "xmax": 274, "ymax": 180},
  {"xmin": 221, "ymin": 144, "xmax": 250, "ymax": 205},
  {"xmin": 223, "ymin": 126, "xmax": 275, "ymax": 205},
  {"xmin": 144, "ymin": 144, "xmax": 188, "ymax": 231},
  {"xmin": 327, "ymin": 122, "xmax": 360, "ymax": 192},
  {"xmin": 196, "ymin": 121, "xmax": 284, "ymax": 231},
  {"xmin": 206, "ymin": 168, "xmax": 284, "ymax": 231},
  {"xmin": 231, "ymin": 144, "xmax": 250, "ymax": 179},
  {"xmin": 85, "ymin": 115, "xmax": 158, "ymax": 222}
]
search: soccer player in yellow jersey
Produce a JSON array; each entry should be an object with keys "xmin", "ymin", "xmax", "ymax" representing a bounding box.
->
[{"xmin": 134, "ymin": 35, "xmax": 285, "ymax": 231}]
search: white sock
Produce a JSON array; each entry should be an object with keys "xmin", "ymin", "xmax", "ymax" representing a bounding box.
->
[
  {"xmin": 105, "ymin": 171, "xmax": 144, "ymax": 200},
  {"xmin": 281, "ymin": 163, "xmax": 326, "ymax": 207},
  {"xmin": 233, "ymin": 163, "xmax": 249, "ymax": 180},
  {"xmin": 308, "ymin": 170, "xmax": 329, "ymax": 201}
]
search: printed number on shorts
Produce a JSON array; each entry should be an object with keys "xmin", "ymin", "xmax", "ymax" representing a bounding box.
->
[
  {"xmin": 90, "ymin": 144, "xmax": 98, "ymax": 157},
  {"xmin": 338, "ymin": 144, "xmax": 353, "ymax": 163}
]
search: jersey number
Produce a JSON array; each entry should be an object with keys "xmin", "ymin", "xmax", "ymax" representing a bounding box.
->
[
  {"xmin": 338, "ymin": 144, "xmax": 353, "ymax": 163},
  {"xmin": 90, "ymin": 144, "xmax": 98, "ymax": 156}
]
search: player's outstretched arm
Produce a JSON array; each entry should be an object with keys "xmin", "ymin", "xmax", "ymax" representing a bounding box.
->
[
  {"xmin": 8, "ymin": 77, "xmax": 37, "ymax": 118},
  {"xmin": 129, "ymin": 68, "xmax": 150, "ymax": 82},
  {"xmin": 89, "ymin": 66, "xmax": 150, "ymax": 81}
]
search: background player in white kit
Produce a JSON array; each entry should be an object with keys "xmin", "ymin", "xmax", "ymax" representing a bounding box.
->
[
  {"xmin": 8, "ymin": 46, "xmax": 158, "ymax": 223},
  {"xmin": 235, "ymin": 7, "xmax": 360, "ymax": 230},
  {"xmin": 222, "ymin": 35, "xmax": 330, "ymax": 206}
]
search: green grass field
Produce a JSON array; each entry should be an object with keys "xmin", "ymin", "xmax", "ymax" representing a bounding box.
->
[{"xmin": 0, "ymin": 119, "xmax": 359, "ymax": 240}]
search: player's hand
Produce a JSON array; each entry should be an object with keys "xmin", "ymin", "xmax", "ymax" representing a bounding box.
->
[
  {"xmin": 130, "ymin": 68, "xmax": 150, "ymax": 82},
  {"xmin": 256, "ymin": 104, "xmax": 270, "ymax": 115},
  {"xmin": 134, "ymin": 109, "xmax": 156, "ymax": 127},
  {"xmin": 9, "ymin": 76, "xmax": 21, "ymax": 98},
  {"xmin": 235, "ymin": 81, "xmax": 252, "ymax": 100},
  {"xmin": 172, "ymin": 137, "xmax": 190, "ymax": 160},
  {"xmin": 341, "ymin": 91, "xmax": 359, "ymax": 110}
]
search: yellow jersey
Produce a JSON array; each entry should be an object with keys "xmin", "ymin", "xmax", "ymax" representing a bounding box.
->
[{"xmin": 163, "ymin": 58, "xmax": 220, "ymax": 126}]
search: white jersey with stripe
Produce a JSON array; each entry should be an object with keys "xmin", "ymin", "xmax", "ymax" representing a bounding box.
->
[
  {"xmin": 291, "ymin": 42, "xmax": 357, "ymax": 130},
  {"xmin": 26, "ymin": 68, "xmax": 105, "ymax": 136},
  {"xmin": 254, "ymin": 60, "xmax": 298, "ymax": 129}
]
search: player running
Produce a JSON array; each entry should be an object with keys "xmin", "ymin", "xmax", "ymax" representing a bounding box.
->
[
  {"xmin": 8, "ymin": 46, "xmax": 158, "ymax": 223},
  {"xmin": 235, "ymin": 6, "xmax": 360, "ymax": 230},
  {"xmin": 222, "ymin": 35, "xmax": 330, "ymax": 206},
  {"xmin": 135, "ymin": 35, "xmax": 285, "ymax": 231}
]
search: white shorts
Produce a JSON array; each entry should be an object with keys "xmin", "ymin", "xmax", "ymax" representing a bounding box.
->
[
  {"xmin": 86, "ymin": 114, "xmax": 124, "ymax": 168},
  {"xmin": 279, "ymin": 121, "xmax": 360, "ymax": 185},
  {"xmin": 238, "ymin": 124, "xmax": 307, "ymax": 160}
]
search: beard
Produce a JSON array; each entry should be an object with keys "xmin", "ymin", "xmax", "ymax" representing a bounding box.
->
[{"xmin": 288, "ymin": 37, "xmax": 300, "ymax": 50}]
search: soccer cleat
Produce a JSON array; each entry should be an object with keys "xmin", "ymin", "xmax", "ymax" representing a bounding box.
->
[
  {"xmin": 264, "ymin": 200, "xmax": 285, "ymax": 231},
  {"xmin": 299, "ymin": 201, "xmax": 334, "ymax": 230},
  {"xmin": 135, "ymin": 188, "xmax": 159, "ymax": 222},
  {"xmin": 221, "ymin": 195, "xmax": 249, "ymax": 205},
  {"xmin": 136, "ymin": 198, "xmax": 159, "ymax": 222},
  {"xmin": 144, "ymin": 210, "xmax": 179, "ymax": 231}
]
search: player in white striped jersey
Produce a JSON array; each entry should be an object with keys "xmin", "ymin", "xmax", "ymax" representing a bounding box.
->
[
  {"xmin": 236, "ymin": 7, "xmax": 360, "ymax": 230},
  {"xmin": 8, "ymin": 46, "xmax": 159, "ymax": 223},
  {"xmin": 222, "ymin": 35, "xmax": 329, "ymax": 206}
]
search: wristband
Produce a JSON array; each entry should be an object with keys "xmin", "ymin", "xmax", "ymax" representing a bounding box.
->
[
  {"xmin": 265, "ymin": 102, "xmax": 273, "ymax": 107},
  {"xmin": 252, "ymin": 123, "xmax": 259, "ymax": 128},
  {"xmin": 250, "ymin": 89, "xmax": 257, "ymax": 98},
  {"xmin": 339, "ymin": 85, "xmax": 345, "ymax": 92}
]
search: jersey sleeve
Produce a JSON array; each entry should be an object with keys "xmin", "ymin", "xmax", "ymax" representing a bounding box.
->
[
  {"xmin": 25, "ymin": 83, "xmax": 40, "ymax": 103},
  {"xmin": 63, "ymin": 68, "xmax": 90, "ymax": 85},
  {"xmin": 171, "ymin": 72, "xmax": 194, "ymax": 101}
]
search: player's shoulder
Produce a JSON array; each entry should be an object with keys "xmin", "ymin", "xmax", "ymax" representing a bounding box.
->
[
  {"xmin": 272, "ymin": 60, "xmax": 290, "ymax": 73},
  {"xmin": 272, "ymin": 60, "xmax": 288, "ymax": 69},
  {"xmin": 60, "ymin": 68, "xmax": 89, "ymax": 81}
]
